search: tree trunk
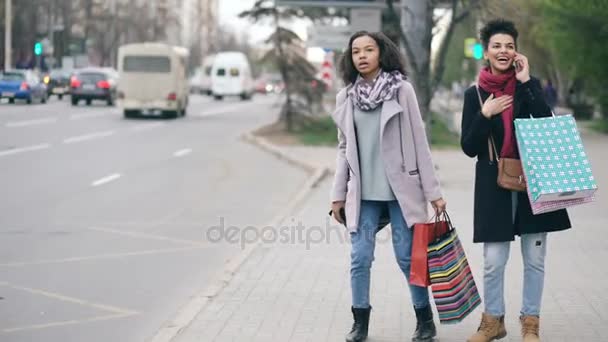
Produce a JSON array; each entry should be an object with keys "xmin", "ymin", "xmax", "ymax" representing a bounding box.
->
[
  {"xmin": 273, "ymin": 13, "xmax": 293, "ymax": 132},
  {"xmin": 401, "ymin": 0, "xmax": 433, "ymax": 139}
]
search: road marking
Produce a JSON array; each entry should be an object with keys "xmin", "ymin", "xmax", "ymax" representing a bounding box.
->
[
  {"xmin": 132, "ymin": 122, "xmax": 166, "ymax": 131},
  {"xmin": 63, "ymin": 130, "xmax": 114, "ymax": 144},
  {"xmin": 3, "ymin": 313, "xmax": 137, "ymax": 333},
  {"xmin": 91, "ymin": 173, "xmax": 121, "ymax": 187},
  {"xmin": 5, "ymin": 117, "xmax": 58, "ymax": 127},
  {"xmin": 0, "ymin": 281, "xmax": 139, "ymax": 333},
  {"xmin": 173, "ymin": 148, "xmax": 192, "ymax": 157},
  {"xmin": 195, "ymin": 107, "xmax": 239, "ymax": 117},
  {"xmin": 0, "ymin": 246, "xmax": 204, "ymax": 268},
  {"xmin": 0, "ymin": 143, "xmax": 51, "ymax": 157},
  {"xmin": 88, "ymin": 226, "xmax": 207, "ymax": 247},
  {"xmin": 69, "ymin": 112, "xmax": 108, "ymax": 120}
]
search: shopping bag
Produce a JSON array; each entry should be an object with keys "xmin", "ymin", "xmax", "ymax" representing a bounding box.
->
[
  {"xmin": 409, "ymin": 214, "xmax": 451, "ymax": 287},
  {"xmin": 428, "ymin": 227, "xmax": 481, "ymax": 324},
  {"xmin": 514, "ymin": 115, "xmax": 598, "ymax": 203}
]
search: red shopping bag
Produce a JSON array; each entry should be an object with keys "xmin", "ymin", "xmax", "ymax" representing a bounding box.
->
[{"xmin": 409, "ymin": 213, "xmax": 452, "ymax": 287}]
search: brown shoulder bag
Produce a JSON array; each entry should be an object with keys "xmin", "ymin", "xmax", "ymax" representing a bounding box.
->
[{"xmin": 476, "ymin": 85, "xmax": 526, "ymax": 192}]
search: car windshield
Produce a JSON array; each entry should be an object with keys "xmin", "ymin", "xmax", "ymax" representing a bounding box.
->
[
  {"xmin": 78, "ymin": 73, "xmax": 106, "ymax": 82},
  {"xmin": 124, "ymin": 56, "xmax": 171, "ymax": 73},
  {"xmin": 50, "ymin": 70, "xmax": 68, "ymax": 78},
  {"xmin": 1, "ymin": 72, "xmax": 25, "ymax": 81}
]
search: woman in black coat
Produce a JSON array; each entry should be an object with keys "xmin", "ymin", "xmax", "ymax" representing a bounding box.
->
[{"xmin": 460, "ymin": 20, "xmax": 571, "ymax": 342}]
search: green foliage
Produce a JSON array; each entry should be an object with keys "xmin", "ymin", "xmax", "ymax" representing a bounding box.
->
[
  {"xmin": 440, "ymin": 15, "xmax": 478, "ymax": 88},
  {"xmin": 534, "ymin": 0, "xmax": 608, "ymax": 116},
  {"xmin": 295, "ymin": 116, "xmax": 338, "ymax": 146},
  {"xmin": 430, "ymin": 115, "xmax": 460, "ymax": 149}
]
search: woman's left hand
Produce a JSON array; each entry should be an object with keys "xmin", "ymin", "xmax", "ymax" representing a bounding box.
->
[
  {"xmin": 431, "ymin": 198, "xmax": 447, "ymax": 215},
  {"xmin": 514, "ymin": 53, "xmax": 531, "ymax": 83}
]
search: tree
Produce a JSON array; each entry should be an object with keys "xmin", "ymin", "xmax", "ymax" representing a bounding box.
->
[
  {"xmin": 386, "ymin": 0, "xmax": 481, "ymax": 138},
  {"xmin": 533, "ymin": 0, "xmax": 608, "ymax": 119},
  {"xmin": 239, "ymin": 0, "xmax": 306, "ymax": 132}
]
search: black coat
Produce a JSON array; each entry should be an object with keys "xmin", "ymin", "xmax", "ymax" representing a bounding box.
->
[{"xmin": 461, "ymin": 77, "xmax": 571, "ymax": 243}]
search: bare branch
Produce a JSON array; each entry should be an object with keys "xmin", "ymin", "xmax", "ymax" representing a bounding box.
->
[{"xmin": 386, "ymin": 0, "xmax": 420, "ymax": 74}]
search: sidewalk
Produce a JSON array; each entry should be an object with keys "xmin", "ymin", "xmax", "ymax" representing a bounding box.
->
[{"xmin": 172, "ymin": 130, "xmax": 608, "ymax": 342}]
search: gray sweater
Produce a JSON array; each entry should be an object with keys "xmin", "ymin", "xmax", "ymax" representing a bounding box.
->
[{"xmin": 353, "ymin": 104, "xmax": 396, "ymax": 201}]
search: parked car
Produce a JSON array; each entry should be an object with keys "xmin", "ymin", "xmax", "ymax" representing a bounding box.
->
[
  {"xmin": 70, "ymin": 68, "xmax": 118, "ymax": 106},
  {"xmin": 46, "ymin": 69, "xmax": 72, "ymax": 100},
  {"xmin": 0, "ymin": 70, "xmax": 48, "ymax": 104}
]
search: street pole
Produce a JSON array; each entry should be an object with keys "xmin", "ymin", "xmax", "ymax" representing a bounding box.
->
[
  {"xmin": 48, "ymin": 0, "xmax": 55, "ymax": 69},
  {"xmin": 5, "ymin": 0, "xmax": 12, "ymax": 70}
]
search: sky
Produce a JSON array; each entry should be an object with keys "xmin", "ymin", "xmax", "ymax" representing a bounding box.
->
[{"xmin": 218, "ymin": 0, "xmax": 309, "ymax": 44}]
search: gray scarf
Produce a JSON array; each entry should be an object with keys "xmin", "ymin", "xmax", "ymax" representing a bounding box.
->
[{"xmin": 350, "ymin": 70, "xmax": 404, "ymax": 111}]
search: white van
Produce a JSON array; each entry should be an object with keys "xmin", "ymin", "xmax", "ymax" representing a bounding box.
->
[
  {"xmin": 211, "ymin": 52, "xmax": 254, "ymax": 100},
  {"xmin": 189, "ymin": 54, "xmax": 215, "ymax": 95},
  {"xmin": 117, "ymin": 43, "xmax": 189, "ymax": 118}
]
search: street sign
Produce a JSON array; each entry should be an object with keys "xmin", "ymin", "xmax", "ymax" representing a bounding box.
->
[
  {"xmin": 350, "ymin": 8, "xmax": 381, "ymax": 31},
  {"xmin": 276, "ymin": 0, "xmax": 385, "ymax": 8},
  {"xmin": 308, "ymin": 24, "xmax": 352, "ymax": 50}
]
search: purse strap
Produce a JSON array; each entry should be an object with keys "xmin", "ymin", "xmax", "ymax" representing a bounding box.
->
[{"xmin": 475, "ymin": 85, "xmax": 500, "ymax": 162}]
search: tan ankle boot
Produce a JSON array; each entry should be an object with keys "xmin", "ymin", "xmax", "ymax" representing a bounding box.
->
[
  {"xmin": 520, "ymin": 315, "xmax": 540, "ymax": 342},
  {"xmin": 467, "ymin": 313, "xmax": 507, "ymax": 342}
]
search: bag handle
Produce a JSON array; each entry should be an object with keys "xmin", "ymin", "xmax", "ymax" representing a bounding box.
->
[{"xmin": 476, "ymin": 85, "xmax": 500, "ymax": 162}]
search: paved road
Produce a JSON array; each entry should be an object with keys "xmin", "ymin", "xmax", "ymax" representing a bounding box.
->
[{"xmin": 0, "ymin": 94, "xmax": 310, "ymax": 342}]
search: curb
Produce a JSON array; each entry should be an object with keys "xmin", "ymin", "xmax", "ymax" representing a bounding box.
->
[
  {"xmin": 147, "ymin": 130, "xmax": 329, "ymax": 342},
  {"xmin": 241, "ymin": 132, "xmax": 319, "ymax": 173}
]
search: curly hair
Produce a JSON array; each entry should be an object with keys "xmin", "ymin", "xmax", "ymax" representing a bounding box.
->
[
  {"xmin": 480, "ymin": 19, "xmax": 519, "ymax": 50},
  {"xmin": 339, "ymin": 31, "xmax": 407, "ymax": 85}
]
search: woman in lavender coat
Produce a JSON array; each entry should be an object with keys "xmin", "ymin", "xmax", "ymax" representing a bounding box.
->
[{"xmin": 329, "ymin": 31, "xmax": 446, "ymax": 342}]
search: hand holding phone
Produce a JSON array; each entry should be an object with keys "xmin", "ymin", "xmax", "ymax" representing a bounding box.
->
[{"xmin": 514, "ymin": 53, "xmax": 530, "ymax": 83}]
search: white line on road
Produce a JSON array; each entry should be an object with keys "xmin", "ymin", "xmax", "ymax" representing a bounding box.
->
[
  {"xmin": 91, "ymin": 173, "xmax": 121, "ymax": 187},
  {"xmin": 195, "ymin": 107, "xmax": 239, "ymax": 117},
  {"xmin": 132, "ymin": 122, "xmax": 166, "ymax": 131},
  {"xmin": 173, "ymin": 148, "xmax": 192, "ymax": 157},
  {"xmin": 63, "ymin": 130, "xmax": 114, "ymax": 144},
  {"xmin": 69, "ymin": 112, "xmax": 108, "ymax": 120},
  {"xmin": 5, "ymin": 117, "xmax": 58, "ymax": 127},
  {"xmin": 0, "ymin": 143, "xmax": 51, "ymax": 157}
]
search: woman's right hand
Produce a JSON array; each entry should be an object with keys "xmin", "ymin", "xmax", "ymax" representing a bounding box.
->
[
  {"xmin": 481, "ymin": 93, "xmax": 513, "ymax": 118},
  {"xmin": 331, "ymin": 201, "xmax": 346, "ymax": 224}
]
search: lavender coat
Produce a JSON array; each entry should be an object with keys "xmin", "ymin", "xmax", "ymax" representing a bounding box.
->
[{"xmin": 330, "ymin": 80, "xmax": 443, "ymax": 233}]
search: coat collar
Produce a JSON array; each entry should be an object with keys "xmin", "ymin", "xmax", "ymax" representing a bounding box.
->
[{"xmin": 331, "ymin": 89, "xmax": 403, "ymax": 135}]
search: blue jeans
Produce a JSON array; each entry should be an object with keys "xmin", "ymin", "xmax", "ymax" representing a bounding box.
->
[
  {"xmin": 350, "ymin": 200, "xmax": 430, "ymax": 309},
  {"xmin": 483, "ymin": 192, "xmax": 548, "ymax": 317}
]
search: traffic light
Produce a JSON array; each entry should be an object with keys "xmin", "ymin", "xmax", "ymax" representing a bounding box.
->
[
  {"xmin": 473, "ymin": 43, "xmax": 484, "ymax": 60},
  {"xmin": 34, "ymin": 42, "xmax": 43, "ymax": 56},
  {"xmin": 465, "ymin": 38, "xmax": 484, "ymax": 60}
]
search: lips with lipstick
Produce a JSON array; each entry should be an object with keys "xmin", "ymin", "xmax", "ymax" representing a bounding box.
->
[{"xmin": 496, "ymin": 55, "xmax": 512, "ymax": 67}]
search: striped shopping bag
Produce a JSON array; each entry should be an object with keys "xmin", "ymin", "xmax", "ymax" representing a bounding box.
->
[{"xmin": 427, "ymin": 228, "xmax": 481, "ymax": 324}]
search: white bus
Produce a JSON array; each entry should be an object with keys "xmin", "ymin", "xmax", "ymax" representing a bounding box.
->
[{"xmin": 117, "ymin": 43, "xmax": 189, "ymax": 118}]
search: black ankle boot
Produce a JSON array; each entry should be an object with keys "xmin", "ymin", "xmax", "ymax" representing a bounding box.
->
[
  {"xmin": 345, "ymin": 306, "xmax": 371, "ymax": 342},
  {"xmin": 412, "ymin": 305, "xmax": 436, "ymax": 342}
]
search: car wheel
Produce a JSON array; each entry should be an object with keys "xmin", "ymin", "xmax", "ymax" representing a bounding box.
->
[
  {"xmin": 86, "ymin": 99, "xmax": 92, "ymax": 106},
  {"xmin": 214, "ymin": 95, "xmax": 223, "ymax": 101},
  {"xmin": 71, "ymin": 98, "xmax": 78, "ymax": 106},
  {"xmin": 8, "ymin": 98, "xmax": 14, "ymax": 104}
]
